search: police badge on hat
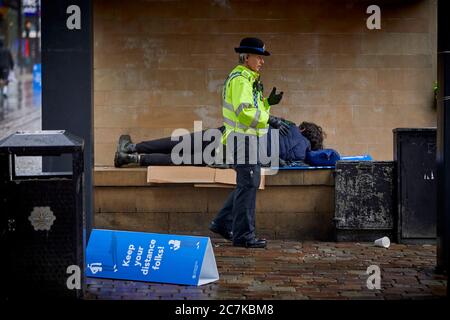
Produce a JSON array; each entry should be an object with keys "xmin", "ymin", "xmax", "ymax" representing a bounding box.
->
[{"xmin": 234, "ymin": 37, "xmax": 271, "ymax": 56}]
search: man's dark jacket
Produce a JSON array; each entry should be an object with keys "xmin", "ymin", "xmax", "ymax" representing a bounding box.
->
[{"xmin": 267, "ymin": 125, "xmax": 311, "ymax": 161}]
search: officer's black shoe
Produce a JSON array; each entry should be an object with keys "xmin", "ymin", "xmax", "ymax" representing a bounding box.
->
[
  {"xmin": 117, "ymin": 134, "xmax": 136, "ymax": 154},
  {"xmin": 233, "ymin": 238, "xmax": 267, "ymax": 249},
  {"xmin": 208, "ymin": 221, "xmax": 233, "ymax": 241},
  {"xmin": 114, "ymin": 152, "xmax": 140, "ymax": 168}
]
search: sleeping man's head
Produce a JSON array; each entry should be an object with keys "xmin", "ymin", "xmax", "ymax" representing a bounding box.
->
[{"xmin": 299, "ymin": 122, "xmax": 325, "ymax": 151}]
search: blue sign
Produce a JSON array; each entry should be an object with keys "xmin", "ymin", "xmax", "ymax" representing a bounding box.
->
[
  {"xmin": 86, "ymin": 229, "xmax": 219, "ymax": 286},
  {"xmin": 23, "ymin": 0, "xmax": 39, "ymax": 16},
  {"xmin": 32, "ymin": 63, "xmax": 41, "ymax": 90},
  {"xmin": 32, "ymin": 64, "xmax": 41, "ymax": 107}
]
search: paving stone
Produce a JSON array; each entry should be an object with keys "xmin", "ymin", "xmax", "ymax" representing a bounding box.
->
[{"xmin": 85, "ymin": 240, "xmax": 447, "ymax": 300}]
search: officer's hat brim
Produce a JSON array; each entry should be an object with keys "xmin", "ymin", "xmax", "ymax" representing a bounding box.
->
[{"xmin": 234, "ymin": 47, "xmax": 271, "ymax": 56}]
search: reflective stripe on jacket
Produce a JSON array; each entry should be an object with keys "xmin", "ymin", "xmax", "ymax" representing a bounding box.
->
[{"xmin": 221, "ymin": 65, "xmax": 270, "ymax": 145}]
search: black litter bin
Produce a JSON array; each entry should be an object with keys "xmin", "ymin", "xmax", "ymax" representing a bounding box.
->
[
  {"xmin": 394, "ymin": 128, "xmax": 437, "ymax": 244},
  {"xmin": 0, "ymin": 130, "xmax": 85, "ymax": 300},
  {"xmin": 334, "ymin": 161, "xmax": 395, "ymax": 241}
]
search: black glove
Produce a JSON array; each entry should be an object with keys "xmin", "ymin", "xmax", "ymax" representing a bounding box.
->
[
  {"xmin": 267, "ymin": 87, "xmax": 283, "ymax": 106},
  {"xmin": 268, "ymin": 115, "xmax": 290, "ymax": 136},
  {"xmin": 279, "ymin": 158, "xmax": 288, "ymax": 167},
  {"xmin": 282, "ymin": 118, "xmax": 296, "ymax": 127}
]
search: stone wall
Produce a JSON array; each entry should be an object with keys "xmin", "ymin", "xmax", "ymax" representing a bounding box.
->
[
  {"xmin": 94, "ymin": 0, "xmax": 437, "ymax": 165},
  {"xmin": 94, "ymin": 168, "xmax": 335, "ymax": 240}
]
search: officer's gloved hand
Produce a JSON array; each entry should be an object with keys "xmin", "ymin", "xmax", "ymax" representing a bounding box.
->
[
  {"xmin": 279, "ymin": 158, "xmax": 288, "ymax": 167},
  {"xmin": 267, "ymin": 87, "xmax": 284, "ymax": 106},
  {"xmin": 282, "ymin": 118, "xmax": 296, "ymax": 127},
  {"xmin": 268, "ymin": 115, "xmax": 290, "ymax": 136}
]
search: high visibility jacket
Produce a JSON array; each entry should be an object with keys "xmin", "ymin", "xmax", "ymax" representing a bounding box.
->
[{"xmin": 221, "ymin": 65, "xmax": 271, "ymax": 145}]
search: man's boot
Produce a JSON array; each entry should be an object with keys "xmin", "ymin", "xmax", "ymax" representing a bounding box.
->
[
  {"xmin": 117, "ymin": 135, "xmax": 137, "ymax": 153},
  {"xmin": 114, "ymin": 152, "xmax": 140, "ymax": 168}
]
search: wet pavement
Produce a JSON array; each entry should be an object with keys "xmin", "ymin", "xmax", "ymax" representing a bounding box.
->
[
  {"xmin": 0, "ymin": 72, "xmax": 42, "ymax": 174},
  {"xmin": 85, "ymin": 239, "xmax": 447, "ymax": 300},
  {"xmin": 0, "ymin": 72, "xmax": 41, "ymax": 136}
]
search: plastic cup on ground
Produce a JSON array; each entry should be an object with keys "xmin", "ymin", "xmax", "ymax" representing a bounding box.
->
[{"xmin": 374, "ymin": 236, "xmax": 390, "ymax": 248}]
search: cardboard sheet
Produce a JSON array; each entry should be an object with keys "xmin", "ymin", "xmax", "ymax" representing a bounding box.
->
[{"xmin": 147, "ymin": 166, "xmax": 265, "ymax": 189}]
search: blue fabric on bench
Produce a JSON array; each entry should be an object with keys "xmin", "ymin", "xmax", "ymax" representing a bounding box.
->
[
  {"xmin": 272, "ymin": 154, "xmax": 373, "ymax": 170},
  {"xmin": 271, "ymin": 166, "xmax": 336, "ymax": 170},
  {"xmin": 340, "ymin": 154, "xmax": 373, "ymax": 161},
  {"xmin": 273, "ymin": 165, "xmax": 335, "ymax": 170}
]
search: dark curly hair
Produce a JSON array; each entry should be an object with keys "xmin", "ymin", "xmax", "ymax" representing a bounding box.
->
[{"xmin": 299, "ymin": 121, "xmax": 325, "ymax": 151}]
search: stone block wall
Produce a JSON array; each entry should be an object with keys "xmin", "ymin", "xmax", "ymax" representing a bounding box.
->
[{"xmin": 94, "ymin": 0, "xmax": 437, "ymax": 165}]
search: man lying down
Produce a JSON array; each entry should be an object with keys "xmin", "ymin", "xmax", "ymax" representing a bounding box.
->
[{"xmin": 113, "ymin": 120, "xmax": 325, "ymax": 168}]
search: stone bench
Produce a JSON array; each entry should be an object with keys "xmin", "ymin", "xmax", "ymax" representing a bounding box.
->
[{"xmin": 94, "ymin": 166, "xmax": 335, "ymax": 240}]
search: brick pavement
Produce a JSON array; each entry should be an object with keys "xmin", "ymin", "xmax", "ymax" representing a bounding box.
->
[{"xmin": 85, "ymin": 239, "xmax": 447, "ymax": 300}]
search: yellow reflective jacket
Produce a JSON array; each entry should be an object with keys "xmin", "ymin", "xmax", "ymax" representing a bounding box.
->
[{"xmin": 221, "ymin": 65, "xmax": 270, "ymax": 145}]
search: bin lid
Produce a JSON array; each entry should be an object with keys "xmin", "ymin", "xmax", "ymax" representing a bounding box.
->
[
  {"xmin": 0, "ymin": 130, "xmax": 84, "ymax": 155},
  {"xmin": 393, "ymin": 127, "xmax": 437, "ymax": 133}
]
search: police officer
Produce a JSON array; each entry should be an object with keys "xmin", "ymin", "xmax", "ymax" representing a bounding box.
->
[{"xmin": 209, "ymin": 37, "xmax": 287, "ymax": 248}]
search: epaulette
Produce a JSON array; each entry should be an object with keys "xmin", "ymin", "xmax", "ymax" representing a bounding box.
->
[{"xmin": 240, "ymin": 69, "xmax": 252, "ymax": 81}]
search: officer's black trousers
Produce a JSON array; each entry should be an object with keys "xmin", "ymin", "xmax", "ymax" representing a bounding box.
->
[
  {"xmin": 213, "ymin": 132, "xmax": 262, "ymax": 243},
  {"xmin": 214, "ymin": 164, "xmax": 261, "ymax": 243}
]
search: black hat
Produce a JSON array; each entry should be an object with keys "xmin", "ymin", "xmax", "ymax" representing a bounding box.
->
[{"xmin": 234, "ymin": 37, "xmax": 270, "ymax": 56}]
